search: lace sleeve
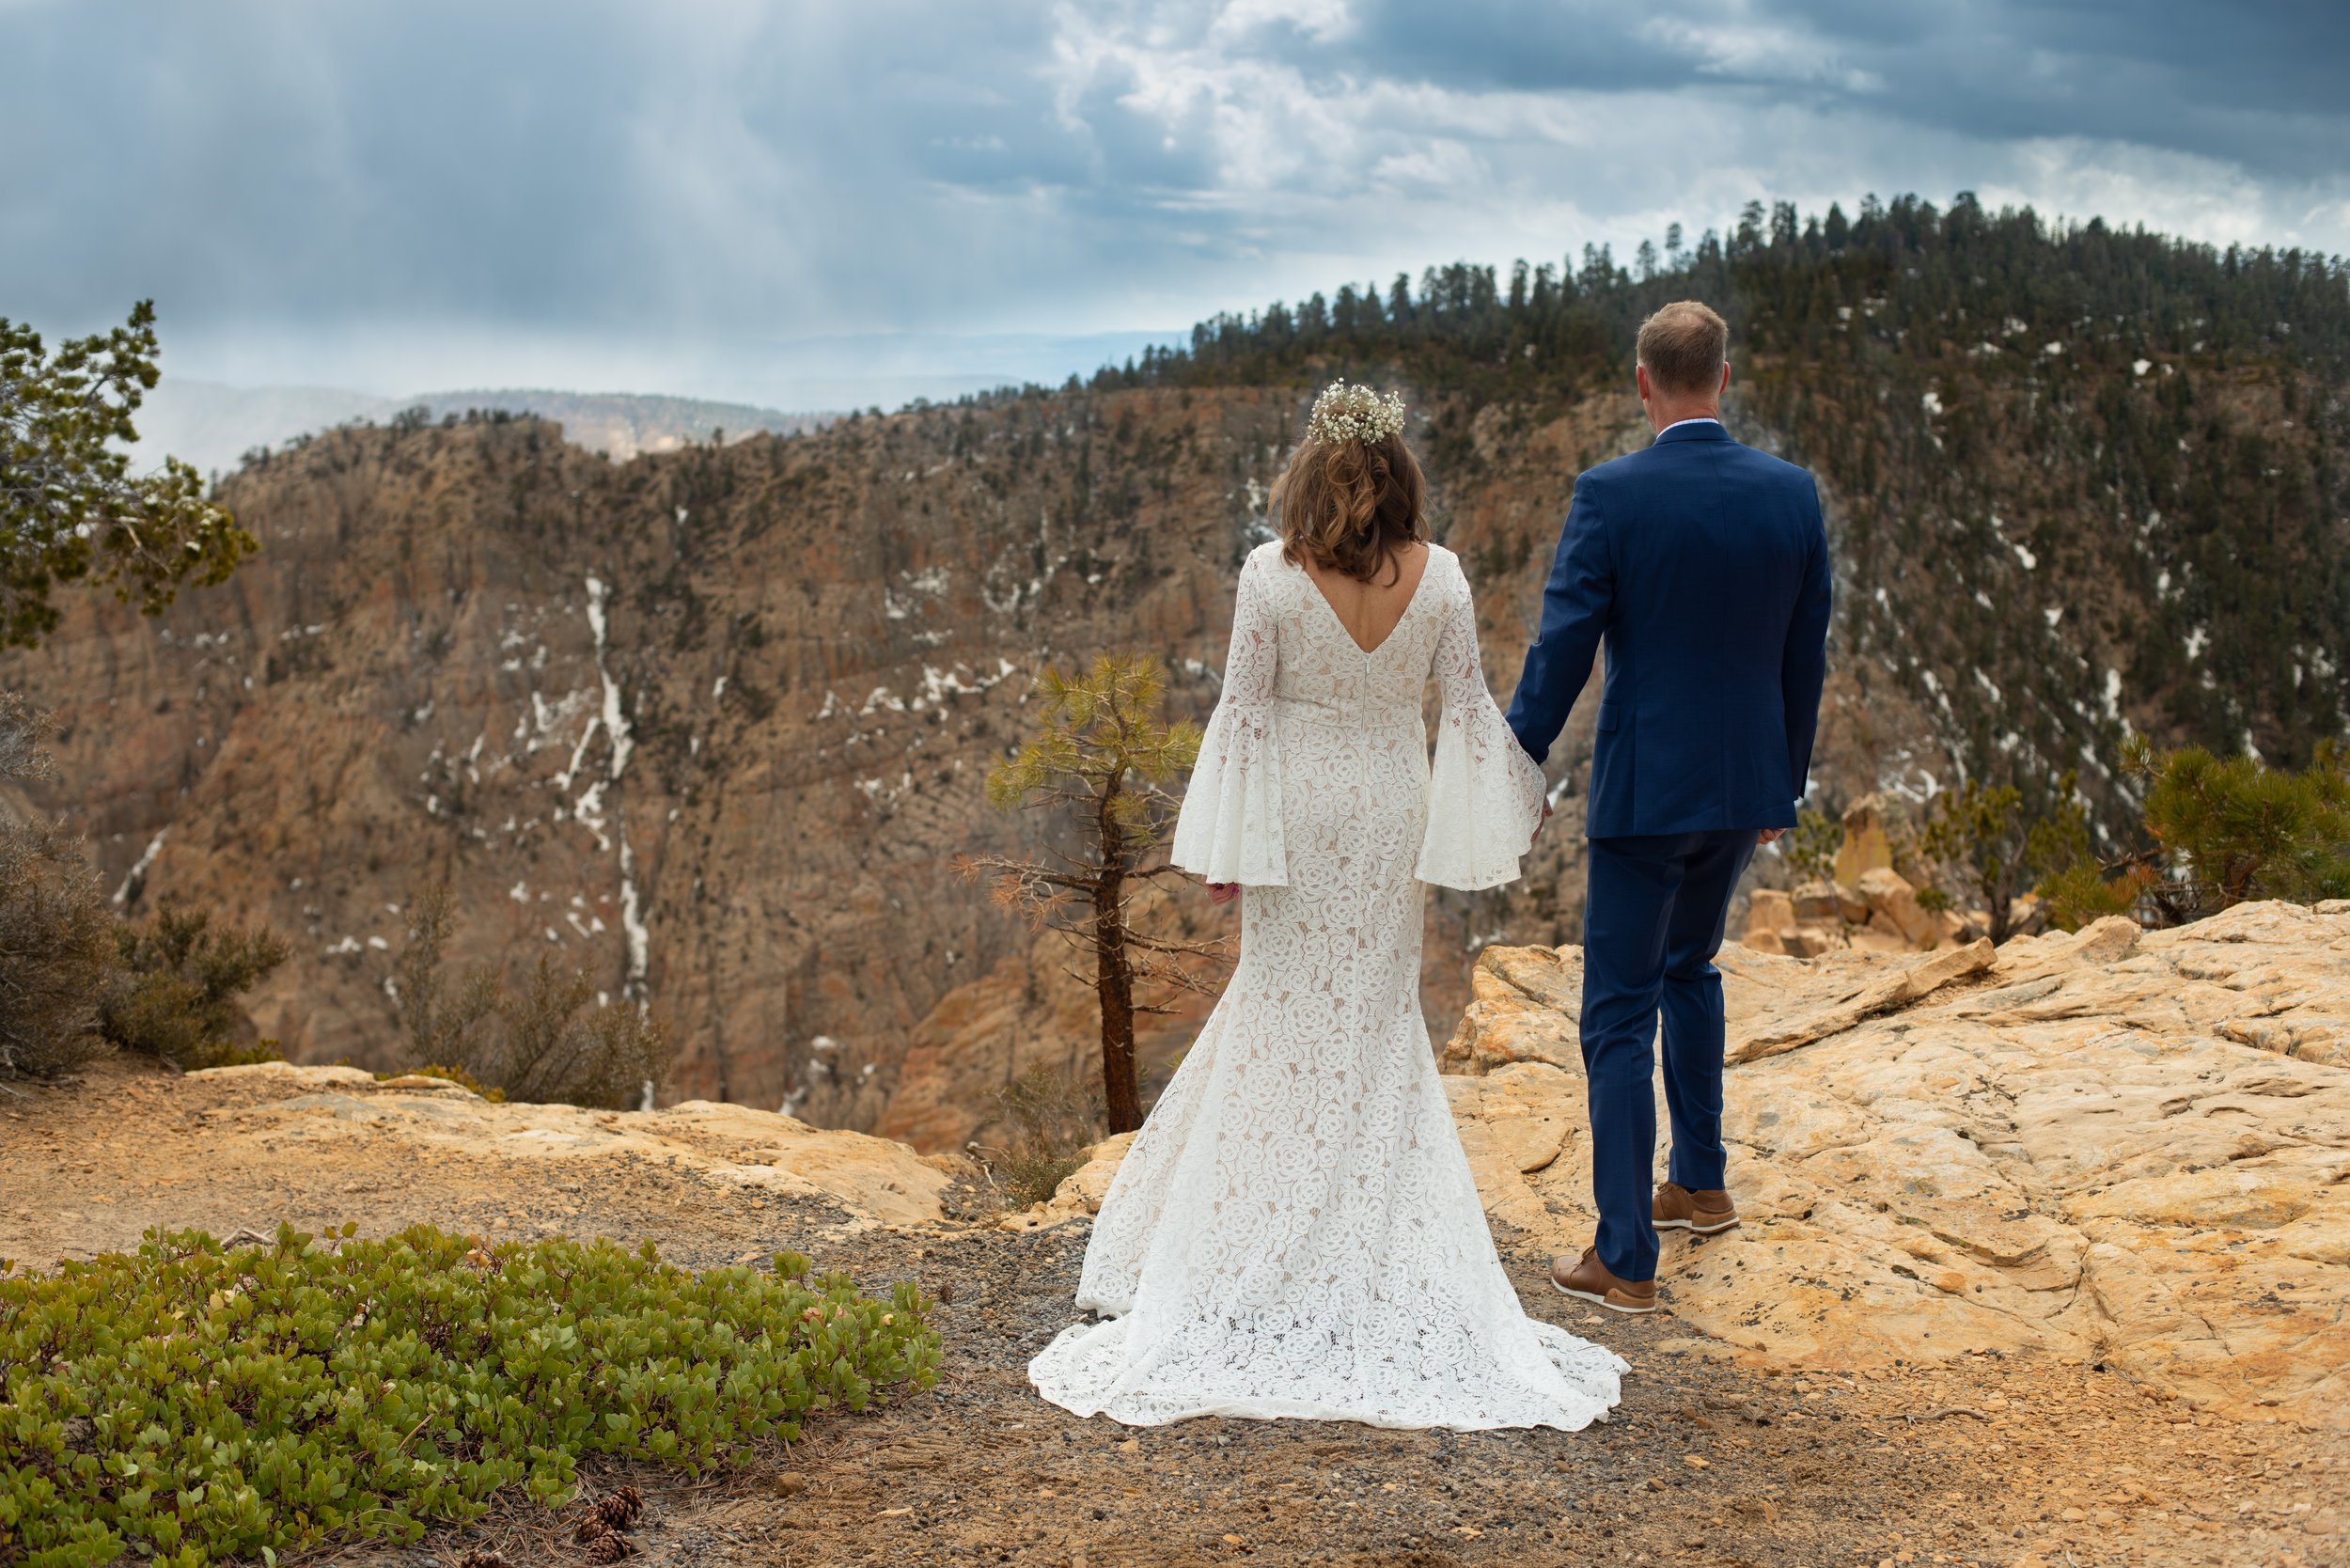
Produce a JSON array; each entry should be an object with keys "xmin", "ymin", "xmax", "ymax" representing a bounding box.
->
[
  {"xmin": 1170, "ymin": 551, "xmax": 1287, "ymax": 885},
  {"xmin": 1418, "ymin": 572, "xmax": 1546, "ymax": 890}
]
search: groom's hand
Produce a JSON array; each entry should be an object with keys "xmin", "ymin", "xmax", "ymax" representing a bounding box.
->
[
  {"xmin": 1204, "ymin": 880, "xmax": 1239, "ymax": 906},
  {"xmin": 1756, "ymin": 827, "xmax": 1787, "ymax": 846}
]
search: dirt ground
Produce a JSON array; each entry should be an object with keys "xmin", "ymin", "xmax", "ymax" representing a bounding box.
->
[{"xmin": 4, "ymin": 1060, "xmax": 2342, "ymax": 1568}]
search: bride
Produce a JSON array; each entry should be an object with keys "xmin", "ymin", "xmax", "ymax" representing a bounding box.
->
[{"xmin": 1027, "ymin": 383, "xmax": 1626, "ymax": 1431}]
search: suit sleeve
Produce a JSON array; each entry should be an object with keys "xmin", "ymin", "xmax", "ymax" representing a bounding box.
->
[
  {"xmin": 1779, "ymin": 480, "xmax": 1833, "ymax": 805},
  {"xmin": 1504, "ymin": 474, "xmax": 1613, "ymax": 766}
]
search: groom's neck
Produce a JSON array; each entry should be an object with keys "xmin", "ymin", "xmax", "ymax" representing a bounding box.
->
[{"xmin": 1643, "ymin": 397, "xmax": 1719, "ymax": 433}]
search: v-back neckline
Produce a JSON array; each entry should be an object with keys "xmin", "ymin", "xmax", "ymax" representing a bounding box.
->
[{"xmin": 1297, "ymin": 546, "xmax": 1434, "ymax": 656}]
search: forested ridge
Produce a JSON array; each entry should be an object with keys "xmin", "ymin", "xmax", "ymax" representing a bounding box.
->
[{"xmin": 1078, "ymin": 193, "xmax": 2350, "ymax": 839}]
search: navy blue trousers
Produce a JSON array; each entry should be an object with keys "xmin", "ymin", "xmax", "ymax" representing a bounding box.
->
[{"xmin": 1579, "ymin": 829, "xmax": 1757, "ymax": 1282}]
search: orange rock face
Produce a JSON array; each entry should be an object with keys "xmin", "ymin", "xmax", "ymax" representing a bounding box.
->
[{"xmin": 4, "ymin": 389, "xmax": 1709, "ymax": 1143}]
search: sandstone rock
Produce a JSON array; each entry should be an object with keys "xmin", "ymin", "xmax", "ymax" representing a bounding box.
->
[
  {"xmin": 1430, "ymin": 902, "xmax": 2350, "ymax": 1427},
  {"xmin": 1833, "ymin": 796, "xmax": 1898, "ymax": 890},
  {"xmin": 1792, "ymin": 880, "xmax": 1842, "ymax": 924},
  {"xmin": 186, "ymin": 1062, "xmax": 953, "ymax": 1226},
  {"xmin": 1442, "ymin": 1063, "xmax": 1577, "ymax": 1173},
  {"xmin": 1745, "ymin": 888, "xmax": 1797, "ymax": 942},
  {"xmin": 1437, "ymin": 946, "xmax": 1584, "ymax": 1075},
  {"xmin": 1725, "ymin": 938, "xmax": 1994, "ymax": 1064},
  {"xmin": 1742, "ymin": 927, "xmax": 1788, "ymax": 956},
  {"xmin": 1856, "ymin": 867, "xmax": 1939, "ymax": 949}
]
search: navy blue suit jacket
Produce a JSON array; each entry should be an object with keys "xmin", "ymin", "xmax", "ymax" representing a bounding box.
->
[{"xmin": 1504, "ymin": 420, "xmax": 1832, "ymax": 838}]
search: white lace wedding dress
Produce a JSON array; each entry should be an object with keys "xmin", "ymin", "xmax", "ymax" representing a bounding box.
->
[{"xmin": 1027, "ymin": 541, "xmax": 1627, "ymax": 1430}]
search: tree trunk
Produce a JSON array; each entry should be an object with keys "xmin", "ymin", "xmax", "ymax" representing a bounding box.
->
[{"xmin": 1094, "ymin": 785, "xmax": 1142, "ymax": 1134}]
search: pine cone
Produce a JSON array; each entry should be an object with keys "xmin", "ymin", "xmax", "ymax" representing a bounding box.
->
[
  {"xmin": 584, "ymin": 1531, "xmax": 637, "ymax": 1563},
  {"xmin": 572, "ymin": 1513, "xmax": 613, "ymax": 1545},
  {"xmin": 593, "ymin": 1485, "xmax": 645, "ymax": 1528}
]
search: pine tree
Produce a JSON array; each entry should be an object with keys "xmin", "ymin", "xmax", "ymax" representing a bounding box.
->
[
  {"xmin": 960, "ymin": 655, "xmax": 1228, "ymax": 1133},
  {"xmin": 1, "ymin": 301, "xmax": 256, "ymax": 648}
]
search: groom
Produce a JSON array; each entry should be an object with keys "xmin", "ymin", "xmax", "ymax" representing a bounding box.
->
[{"xmin": 1505, "ymin": 301, "xmax": 1832, "ymax": 1314}]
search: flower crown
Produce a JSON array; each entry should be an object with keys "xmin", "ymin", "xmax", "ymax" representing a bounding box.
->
[{"xmin": 1306, "ymin": 380, "xmax": 1406, "ymax": 446}]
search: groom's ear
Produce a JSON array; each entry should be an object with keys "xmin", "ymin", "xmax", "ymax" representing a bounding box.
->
[
  {"xmin": 1636, "ymin": 364, "xmax": 1651, "ymax": 403},
  {"xmin": 1718, "ymin": 361, "xmax": 1731, "ymax": 396}
]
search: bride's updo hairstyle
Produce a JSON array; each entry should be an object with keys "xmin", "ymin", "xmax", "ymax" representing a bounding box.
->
[{"xmin": 1271, "ymin": 381, "xmax": 1428, "ymax": 586}]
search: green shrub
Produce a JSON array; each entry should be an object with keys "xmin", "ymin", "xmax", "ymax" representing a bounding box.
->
[
  {"xmin": 96, "ymin": 900, "xmax": 290, "ymax": 1070},
  {"xmin": 1783, "ymin": 807, "xmax": 1842, "ymax": 888},
  {"xmin": 2133, "ymin": 738, "xmax": 2350, "ymax": 919},
  {"xmin": 975, "ymin": 1062, "xmax": 1101, "ymax": 1209},
  {"xmin": 0, "ymin": 1225, "xmax": 937, "ymax": 1566},
  {"xmin": 0, "ymin": 694, "xmax": 114, "ymax": 1079},
  {"xmin": 396, "ymin": 883, "xmax": 671, "ymax": 1108},
  {"xmin": 1917, "ymin": 775, "xmax": 2093, "ymax": 944}
]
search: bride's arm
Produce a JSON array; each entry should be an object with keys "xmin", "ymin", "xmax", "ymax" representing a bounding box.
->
[
  {"xmin": 1418, "ymin": 573, "xmax": 1547, "ymax": 891},
  {"xmin": 1170, "ymin": 552, "xmax": 1288, "ymax": 887}
]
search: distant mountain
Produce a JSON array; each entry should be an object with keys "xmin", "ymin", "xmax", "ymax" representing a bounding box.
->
[{"xmin": 133, "ymin": 380, "xmax": 836, "ymax": 478}]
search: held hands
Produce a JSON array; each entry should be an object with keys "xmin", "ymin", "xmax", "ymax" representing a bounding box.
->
[
  {"xmin": 1204, "ymin": 880, "xmax": 1239, "ymax": 906},
  {"xmin": 1756, "ymin": 826, "xmax": 1787, "ymax": 846}
]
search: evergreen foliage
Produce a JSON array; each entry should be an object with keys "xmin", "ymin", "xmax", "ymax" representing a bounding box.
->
[
  {"xmin": 1913, "ymin": 776, "xmax": 2094, "ymax": 945},
  {"xmin": 394, "ymin": 883, "xmax": 672, "ymax": 1109},
  {"xmin": 2128, "ymin": 737, "xmax": 2350, "ymax": 920},
  {"xmin": 0, "ymin": 694, "xmax": 112, "ymax": 1079},
  {"xmin": 961, "ymin": 654, "xmax": 1225, "ymax": 1134},
  {"xmin": 0, "ymin": 303, "xmax": 256, "ymax": 650},
  {"xmin": 1081, "ymin": 195, "xmax": 2350, "ymax": 845},
  {"xmin": 96, "ymin": 900, "xmax": 290, "ymax": 1071},
  {"xmin": 0, "ymin": 1225, "xmax": 937, "ymax": 1566}
]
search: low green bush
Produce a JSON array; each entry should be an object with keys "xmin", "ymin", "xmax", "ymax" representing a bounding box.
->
[
  {"xmin": 0, "ymin": 1225, "xmax": 938, "ymax": 1566},
  {"xmin": 96, "ymin": 899, "xmax": 290, "ymax": 1072}
]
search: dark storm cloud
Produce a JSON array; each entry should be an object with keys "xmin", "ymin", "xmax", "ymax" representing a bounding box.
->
[
  {"xmin": 1324, "ymin": 1, "xmax": 2350, "ymax": 178},
  {"xmin": 2, "ymin": 0, "xmax": 2341, "ymax": 401}
]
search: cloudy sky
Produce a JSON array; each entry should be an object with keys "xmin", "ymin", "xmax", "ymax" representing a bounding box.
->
[{"xmin": 4, "ymin": 0, "xmax": 2345, "ymax": 411}]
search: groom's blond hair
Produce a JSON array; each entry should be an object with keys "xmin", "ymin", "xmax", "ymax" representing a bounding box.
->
[{"xmin": 1637, "ymin": 301, "xmax": 1728, "ymax": 396}]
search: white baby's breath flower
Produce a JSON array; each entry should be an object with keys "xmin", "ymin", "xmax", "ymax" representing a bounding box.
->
[{"xmin": 1306, "ymin": 381, "xmax": 1406, "ymax": 447}]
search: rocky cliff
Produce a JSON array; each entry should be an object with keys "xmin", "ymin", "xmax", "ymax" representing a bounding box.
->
[
  {"xmin": 7, "ymin": 212, "xmax": 2342, "ymax": 1146},
  {"xmin": 0, "ymin": 389, "xmax": 1645, "ymax": 1141}
]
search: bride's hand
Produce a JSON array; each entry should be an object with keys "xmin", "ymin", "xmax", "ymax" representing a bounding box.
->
[{"xmin": 1204, "ymin": 881, "xmax": 1239, "ymax": 906}]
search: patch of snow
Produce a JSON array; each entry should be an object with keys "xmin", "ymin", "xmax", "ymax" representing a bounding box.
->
[
  {"xmin": 619, "ymin": 833, "xmax": 650, "ymax": 995},
  {"xmin": 112, "ymin": 829, "xmax": 166, "ymax": 908}
]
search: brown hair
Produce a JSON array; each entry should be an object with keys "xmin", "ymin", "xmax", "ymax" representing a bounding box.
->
[
  {"xmin": 1271, "ymin": 431, "xmax": 1429, "ymax": 585},
  {"xmin": 1636, "ymin": 300, "xmax": 1729, "ymax": 397}
]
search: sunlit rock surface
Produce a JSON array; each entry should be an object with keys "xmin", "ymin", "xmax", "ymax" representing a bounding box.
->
[{"xmin": 1433, "ymin": 902, "xmax": 2350, "ymax": 1426}]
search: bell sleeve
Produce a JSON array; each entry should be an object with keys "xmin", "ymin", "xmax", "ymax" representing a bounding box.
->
[
  {"xmin": 1170, "ymin": 550, "xmax": 1287, "ymax": 886},
  {"xmin": 1418, "ymin": 575, "xmax": 1547, "ymax": 890}
]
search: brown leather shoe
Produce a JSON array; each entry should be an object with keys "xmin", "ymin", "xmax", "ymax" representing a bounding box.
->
[
  {"xmin": 1550, "ymin": 1247, "xmax": 1658, "ymax": 1314},
  {"xmin": 1653, "ymin": 1182, "xmax": 1739, "ymax": 1235}
]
